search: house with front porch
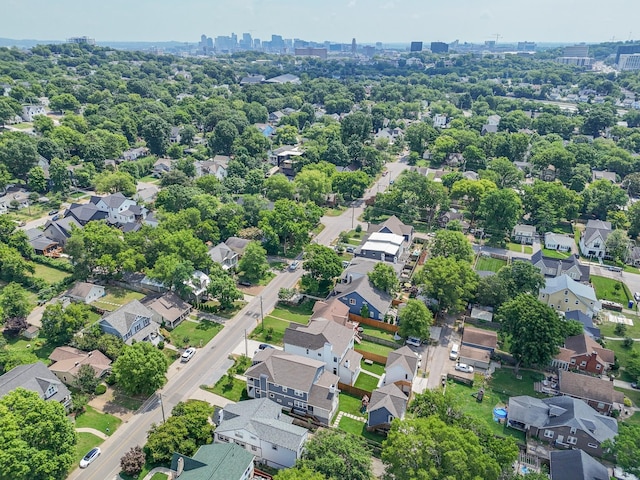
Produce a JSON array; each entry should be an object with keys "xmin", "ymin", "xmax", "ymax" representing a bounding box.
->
[
  {"xmin": 579, "ymin": 220, "xmax": 611, "ymax": 258},
  {"xmin": 538, "ymin": 275, "xmax": 601, "ymax": 316},
  {"xmin": 0, "ymin": 362, "xmax": 72, "ymax": 410},
  {"xmin": 367, "ymin": 383, "xmax": 408, "ymax": 432},
  {"xmin": 558, "ymin": 370, "xmax": 624, "ymax": 415},
  {"xmin": 545, "ymin": 232, "xmax": 574, "ymax": 252},
  {"xmin": 552, "ymin": 334, "xmax": 614, "ymax": 374},
  {"xmin": 99, "ymin": 300, "xmax": 162, "ymax": 345},
  {"xmin": 512, "ymin": 224, "xmax": 536, "ymax": 245}
]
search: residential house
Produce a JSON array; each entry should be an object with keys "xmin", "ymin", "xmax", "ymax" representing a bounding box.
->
[
  {"xmin": 552, "ymin": 334, "xmax": 614, "ymax": 373},
  {"xmin": 254, "ymin": 123, "xmax": 275, "ymax": 137},
  {"xmin": 527, "ymin": 251, "xmax": 590, "ymax": 283},
  {"xmin": 481, "ymin": 123, "xmax": 499, "ymax": 135},
  {"xmin": 469, "ymin": 306, "xmax": 493, "ymax": 322},
  {"xmin": 564, "ymin": 310, "xmax": 601, "ymax": 340},
  {"xmin": 461, "ymin": 326, "xmax": 497, "ymax": 352},
  {"xmin": 433, "ymin": 113, "xmax": 448, "ymax": 128},
  {"xmin": 458, "ymin": 345, "xmax": 492, "ymax": 370},
  {"xmin": 90, "ymin": 193, "xmax": 147, "ymax": 225},
  {"xmin": 245, "ymin": 349, "xmax": 340, "ymax": 425},
  {"xmin": 545, "ymin": 232, "xmax": 575, "ymax": 252},
  {"xmin": 437, "ymin": 209, "xmax": 469, "ymax": 231},
  {"xmin": 208, "ymin": 242, "xmax": 239, "ymax": 270},
  {"xmin": 486, "ymin": 114, "xmax": 501, "ymax": 126},
  {"xmin": 270, "ymin": 145, "xmax": 304, "ymax": 172},
  {"xmin": 151, "ymin": 158, "xmax": 172, "ymax": 178},
  {"xmin": 25, "ymin": 228, "xmax": 61, "ymax": 257},
  {"xmin": 284, "ymin": 319, "xmax": 362, "ymax": 385},
  {"xmin": 311, "ymin": 298, "xmax": 351, "ymax": 326},
  {"xmin": 374, "ymin": 127, "xmax": 403, "ymax": 145},
  {"xmin": 169, "ymin": 444, "xmax": 254, "ymax": 480},
  {"xmin": 64, "ymin": 202, "xmax": 108, "ymax": 225},
  {"xmin": 48, "ymin": 347, "xmax": 112, "ymax": 385},
  {"xmin": 332, "ymin": 259, "xmax": 396, "ymax": 321},
  {"xmin": 511, "ymin": 224, "xmax": 537, "ymax": 245},
  {"xmin": 445, "ymin": 152, "xmax": 465, "ymax": 168},
  {"xmin": 0, "ymin": 187, "xmax": 31, "ymax": 211},
  {"xmin": 367, "ymin": 215, "xmax": 414, "ymax": 244},
  {"xmin": 579, "ymin": 220, "xmax": 612, "ymax": 258},
  {"xmin": 355, "ymin": 232, "xmax": 405, "ymax": 263},
  {"xmin": 550, "ymin": 450, "xmax": 609, "ymax": 480},
  {"xmin": 121, "ymin": 147, "xmax": 149, "ymax": 161},
  {"xmin": 143, "ymin": 292, "xmax": 192, "ymax": 329},
  {"xmin": 382, "ymin": 346, "xmax": 420, "ymax": 395},
  {"xmin": 240, "ymin": 74, "xmax": 266, "ymax": 85},
  {"xmin": 269, "ymin": 110, "xmax": 286, "ymax": 124},
  {"xmin": 134, "ymin": 185, "xmax": 160, "ymax": 204},
  {"xmin": 558, "ymin": 370, "xmax": 624, "ymax": 415},
  {"xmin": 265, "ymin": 74, "xmax": 300, "ymax": 84},
  {"xmin": 215, "ymin": 397, "xmax": 308, "ymax": 469},
  {"xmin": 195, "ymin": 157, "xmax": 229, "ymax": 181},
  {"xmin": 21, "ymin": 104, "xmax": 46, "ymax": 121},
  {"xmin": 169, "ymin": 126, "xmax": 181, "ymax": 144},
  {"xmin": 507, "ymin": 395, "xmax": 618, "ymax": 457},
  {"xmin": 463, "ymin": 170, "xmax": 479, "ymax": 181},
  {"xmin": 541, "ymin": 164, "xmax": 557, "ymax": 181},
  {"xmin": 225, "ymin": 236, "xmax": 251, "ymax": 256},
  {"xmin": 99, "ymin": 299, "xmax": 162, "ymax": 345},
  {"xmin": 185, "ymin": 270, "xmax": 210, "ymax": 302},
  {"xmin": 0, "ymin": 362, "xmax": 72, "ymax": 410},
  {"xmin": 592, "ymin": 170, "xmax": 617, "ymax": 183},
  {"xmin": 64, "ymin": 282, "xmax": 105, "ymax": 304},
  {"xmin": 539, "ymin": 275, "xmax": 601, "ymax": 316},
  {"xmin": 42, "ymin": 216, "xmax": 82, "ymax": 246},
  {"xmin": 367, "ymin": 383, "xmax": 408, "ymax": 432}
]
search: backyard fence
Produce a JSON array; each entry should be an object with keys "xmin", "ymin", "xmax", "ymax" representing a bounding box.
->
[
  {"xmin": 356, "ymin": 349, "xmax": 388, "ymax": 364},
  {"xmin": 338, "ymin": 382, "xmax": 373, "ymax": 399},
  {"xmin": 360, "ymin": 333, "xmax": 401, "ymax": 349},
  {"xmin": 350, "ymin": 314, "xmax": 399, "ymax": 332}
]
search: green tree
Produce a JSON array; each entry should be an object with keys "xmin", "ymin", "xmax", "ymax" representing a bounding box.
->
[
  {"xmin": 605, "ymin": 228, "xmax": 631, "ymax": 263},
  {"xmin": 41, "ymin": 302, "xmax": 90, "ymax": 344},
  {"xmin": 274, "ymin": 466, "xmax": 326, "ymax": 480},
  {"xmin": 580, "ymin": 104, "xmax": 616, "ymax": 136},
  {"xmin": 33, "ymin": 115, "xmax": 55, "ymax": 135},
  {"xmin": 405, "ymin": 122, "xmax": 437, "ymax": 153},
  {"xmin": 74, "ymin": 363, "xmax": 100, "ymax": 394},
  {"xmin": 450, "ymin": 179, "xmax": 497, "ymax": 225},
  {"xmin": 498, "ymin": 294, "xmax": 564, "ymax": 374},
  {"xmin": 416, "ymin": 257, "xmax": 478, "ymax": 313},
  {"xmin": 0, "ymin": 245, "xmax": 35, "ymax": 284},
  {"xmin": 0, "ymin": 282, "xmax": 32, "ymax": 321},
  {"xmin": 398, "ymin": 299, "xmax": 433, "ymax": 340},
  {"xmin": 112, "ymin": 342, "xmax": 169, "ymax": 395},
  {"xmin": 264, "ymin": 174, "xmax": 295, "ymax": 201},
  {"xmin": 303, "ymin": 244, "xmax": 343, "ymax": 282},
  {"xmin": 259, "ymin": 199, "xmax": 321, "ymax": 254},
  {"xmin": 604, "ymin": 424, "xmax": 640, "ymax": 477},
  {"xmin": 496, "ymin": 260, "xmax": 546, "ymax": 299},
  {"xmin": 382, "ymin": 416, "xmax": 501, "ymax": 480},
  {"xmin": 0, "ymin": 388, "xmax": 77, "ymax": 480},
  {"xmin": 275, "ymin": 125, "xmax": 299, "ymax": 145},
  {"xmin": 367, "ymin": 262, "xmax": 400, "ymax": 295},
  {"xmin": 207, "ymin": 267, "xmax": 243, "ymax": 310},
  {"xmin": 332, "ymin": 171, "xmax": 370, "ymax": 200},
  {"xmin": 27, "ymin": 166, "xmax": 47, "ymax": 193},
  {"xmin": 295, "ymin": 169, "xmax": 332, "ymax": 205},
  {"xmin": 209, "ymin": 120, "xmax": 238, "ymax": 155},
  {"xmin": 148, "ymin": 254, "xmax": 194, "ymax": 296},
  {"xmin": 430, "ymin": 230, "xmax": 474, "ymax": 263},
  {"xmin": 141, "ymin": 114, "xmax": 171, "ymax": 155},
  {"xmin": 49, "ymin": 93, "xmax": 80, "ymax": 112},
  {"xmin": 582, "ymin": 179, "xmax": 628, "ymax": 220},
  {"xmin": 299, "ymin": 429, "xmax": 372, "ymax": 480},
  {"xmin": 237, "ymin": 241, "xmax": 269, "ymax": 282},
  {"xmin": 0, "ymin": 132, "xmax": 39, "ymax": 179},
  {"xmin": 628, "ymin": 201, "xmax": 640, "ymax": 238},
  {"xmin": 484, "ymin": 157, "xmax": 524, "ymax": 188},
  {"xmin": 94, "ymin": 170, "xmax": 137, "ymax": 196},
  {"xmin": 478, "ymin": 188, "xmax": 523, "ymax": 240}
]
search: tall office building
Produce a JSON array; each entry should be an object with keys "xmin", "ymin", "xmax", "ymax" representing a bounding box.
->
[
  {"xmin": 616, "ymin": 44, "xmax": 640, "ymax": 64},
  {"xmin": 430, "ymin": 41, "xmax": 449, "ymax": 53},
  {"xmin": 410, "ymin": 41, "xmax": 423, "ymax": 52},
  {"xmin": 564, "ymin": 44, "xmax": 589, "ymax": 57},
  {"xmin": 352, "ymin": 38, "xmax": 357, "ymax": 54},
  {"xmin": 517, "ymin": 41, "xmax": 536, "ymax": 51},
  {"xmin": 67, "ymin": 36, "xmax": 95, "ymax": 45},
  {"xmin": 618, "ymin": 54, "xmax": 640, "ymax": 71}
]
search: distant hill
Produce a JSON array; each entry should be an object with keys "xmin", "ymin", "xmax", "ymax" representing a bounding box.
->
[{"xmin": 0, "ymin": 37, "xmax": 194, "ymax": 51}]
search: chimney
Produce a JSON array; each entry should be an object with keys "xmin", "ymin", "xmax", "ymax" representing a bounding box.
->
[
  {"xmin": 74, "ymin": 362, "xmax": 79, "ymax": 366},
  {"xmin": 176, "ymin": 457, "xmax": 184, "ymax": 477},
  {"xmin": 556, "ymin": 260, "xmax": 563, "ymax": 277}
]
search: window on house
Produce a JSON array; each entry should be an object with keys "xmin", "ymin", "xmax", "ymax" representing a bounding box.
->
[
  {"xmin": 597, "ymin": 402, "xmax": 605, "ymax": 409},
  {"xmin": 580, "ymin": 361, "xmax": 587, "ymax": 367},
  {"xmin": 349, "ymin": 298, "xmax": 356, "ymax": 305},
  {"xmin": 588, "ymin": 443, "xmax": 598, "ymax": 449},
  {"xmin": 269, "ymin": 393, "xmax": 274, "ymax": 399},
  {"xmin": 334, "ymin": 357, "xmax": 338, "ymax": 363},
  {"xmin": 570, "ymin": 427, "xmax": 576, "ymax": 434},
  {"xmin": 306, "ymin": 349, "xmax": 309, "ymax": 354},
  {"xmin": 570, "ymin": 358, "xmax": 576, "ymax": 364},
  {"xmin": 294, "ymin": 390, "xmax": 304, "ymax": 397},
  {"xmin": 544, "ymin": 430, "xmax": 554, "ymax": 438},
  {"xmin": 388, "ymin": 415, "xmax": 394, "ymax": 423},
  {"xmin": 564, "ymin": 290, "xmax": 568, "ymax": 295},
  {"xmin": 575, "ymin": 301, "xmax": 579, "ymax": 304},
  {"xmin": 282, "ymin": 387, "xmax": 287, "ymax": 393},
  {"xmin": 567, "ymin": 436, "xmax": 577, "ymax": 445},
  {"xmin": 596, "ymin": 364, "xmax": 601, "ymax": 370},
  {"xmin": 565, "ymin": 299, "xmax": 568, "ymax": 303},
  {"xmin": 252, "ymin": 446, "xmax": 257, "ymax": 451}
]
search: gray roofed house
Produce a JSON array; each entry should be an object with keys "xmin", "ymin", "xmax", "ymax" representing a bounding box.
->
[
  {"xmin": 564, "ymin": 310, "xmax": 600, "ymax": 339},
  {"xmin": 527, "ymin": 251, "xmax": 590, "ymax": 283},
  {"xmin": 64, "ymin": 282, "xmax": 105, "ymax": 304},
  {"xmin": 99, "ymin": 299, "xmax": 162, "ymax": 345},
  {"xmin": 579, "ymin": 220, "xmax": 612, "ymax": 258},
  {"xmin": 245, "ymin": 349, "xmax": 340, "ymax": 425},
  {"xmin": 0, "ymin": 362, "xmax": 72, "ymax": 409},
  {"xmin": 383, "ymin": 346, "xmax": 420, "ymax": 394},
  {"xmin": 507, "ymin": 395, "xmax": 617, "ymax": 457},
  {"xmin": 558, "ymin": 370, "xmax": 624, "ymax": 415},
  {"xmin": 284, "ymin": 319, "xmax": 362, "ymax": 385},
  {"xmin": 367, "ymin": 215, "xmax": 414, "ymax": 244},
  {"xmin": 48, "ymin": 346, "xmax": 112, "ymax": 385},
  {"xmin": 215, "ymin": 397, "xmax": 308, "ymax": 469},
  {"xmin": 240, "ymin": 74, "xmax": 265, "ymax": 85},
  {"xmin": 64, "ymin": 202, "xmax": 108, "ymax": 225},
  {"xmin": 208, "ymin": 242, "xmax": 239, "ymax": 270},
  {"xmin": 265, "ymin": 73, "xmax": 301, "ymax": 84},
  {"xmin": 592, "ymin": 170, "xmax": 617, "ymax": 183},
  {"xmin": 143, "ymin": 292, "xmax": 192, "ymax": 329},
  {"xmin": 42, "ymin": 216, "xmax": 82, "ymax": 245},
  {"xmin": 550, "ymin": 450, "xmax": 609, "ymax": 480},
  {"xmin": 169, "ymin": 443, "xmax": 254, "ymax": 480},
  {"xmin": 511, "ymin": 224, "xmax": 537, "ymax": 245},
  {"xmin": 367, "ymin": 383, "xmax": 408, "ymax": 431},
  {"xmin": 545, "ymin": 232, "xmax": 575, "ymax": 252},
  {"xmin": 539, "ymin": 274, "xmax": 601, "ymax": 316},
  {"xmin": 224, "ymin": 236, "xmax": 251, "ymax": 256},
  {"xmin": 333, "ymin": 273, "xmax": 393, "ymax": 322},
  {"xmin": 26, "ymin": 228, "xmax": 60, "ymax": 256}
]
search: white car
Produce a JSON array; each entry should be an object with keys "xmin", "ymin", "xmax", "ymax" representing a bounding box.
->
[
  {"xmin": 79, "ymin": 447, "xmax": 101, "ymax": 468},
  {"xmin": 181, "ymin": 347, "xmax": 196, "ymax": 363},
  {"xmin": 405, "ymin": 337, "xmax": 421, "ymax": 347},
  {"xmin": 455, "ymin": 363, "xmax": 474, "ymax": 373}
]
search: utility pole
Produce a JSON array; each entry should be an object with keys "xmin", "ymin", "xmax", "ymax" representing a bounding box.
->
[
  {"xmin": 244, "ymin": 329, "xmax": 248, "ymax": 357},
  {"xmin": 260, "ymin": 295, "xmax": 264, "ymax": 332},
  {"xmin": 351, "ymin": 203, "xmax": 355, "ymax": 229},
  {"xmin": 158, "ymin": 393, "xmax": 166, "ymax": 423}
]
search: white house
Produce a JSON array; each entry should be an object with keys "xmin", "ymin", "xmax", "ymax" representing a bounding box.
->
[
  {"xmin": 208, "ymin": 242, "xmax": 239, "ymax": 270},
  {"xmin": 215, "ymin": 398, "xmax": 308, "ymax": 469},
  {"xmin": 64, "ymin": 282, "xmax": 105, "ymax": 304},
  {"xmin": 382, "ymin": 346, "xmax": 420, "ymax": 395},
  {"xmin": 579, "ymin": 220, "xmax": 612, "ymax": 258},
  {"xmin": 512, "ymin": 224, "xmax": 537, "ymax": 245},
  {"xmin": 433, "ymin": 113, "xmax": 448, "ymax": 128},
  {"xmin": 283, "ymin": 319, "xmax": 362, "ymax": 385},
  {"xmin": 21, "ymin": 104, "xmax": 46, "ymax": 121},
  {"xmin": 89, "ymin": 193, "xmax": 147, "ymax": 224},
  {"xmin": 545, "ymin": 232, "xmax": 574, "ymax": 252}
]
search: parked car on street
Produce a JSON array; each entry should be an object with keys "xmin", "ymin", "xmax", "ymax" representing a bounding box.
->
[
  {"xmin": 289, "ymin": 261, "xmax": 299, "ymax": 271},
  {"xmin": 405, "ymin": 336, "xmax": 421, "ymax": 347},
  {"xmin": 181, "ymin": 347, "xmax": 196, "ymax": 362},
  {"xmin": 79, "ymin": 447, "xmax": 101, "ymax": 468},
  {"xmin": 455, "ymin": 363, "xmax": 474, "ymax": 373}
]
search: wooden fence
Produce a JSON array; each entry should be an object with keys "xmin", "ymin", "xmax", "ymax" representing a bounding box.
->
[
  {"xmin": 338, "ymin": 382, "xmax": 373, "ymax": 398},
  {"xmin": 356, "ymin": 349, "xmax": 388, "ymax": 364},
  {"xmin": 360, "ymin": 333, "xmax": 401, "ymax": 349},
  {"xmin": 350, "ymin": 314, "xmax": 399, "ymax": 332}
]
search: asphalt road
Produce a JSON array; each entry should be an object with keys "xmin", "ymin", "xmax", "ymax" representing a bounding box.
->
[{"xmin": 70, "ymin": 158, "xmax": 411, "ymax": 480}]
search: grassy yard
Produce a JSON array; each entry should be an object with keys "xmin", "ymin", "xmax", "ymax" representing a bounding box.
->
[
  {"xmin": 354, "ymin": 372, "xmax": 380, "ymax": 392},
  {"xmin": 356, "ymin": 340, "xmax": 395, "ymax": 358},
  {"xmin": 338, "ymin": 392, "xmax": 367, "ymax": 418},
  {"xmin": 360, "ymin": 360, "xmax": 386, "ymax": 376},
  {"xmin": 624, "ymin": 411, "xmax": 640, "ymax": 426},
  {"xmin": 475, "ymin": 256, "xmax": 507, "ymax": 273},
  {"xmin": 603, "ymin": 339, "xmax": 640, "ymax": 381},
  {"xmin": 205, "ymin": 376, "xmax": 248, "ymax": 402},
  {"xmin": 506, "ymin": 242, "xmax": 533, "ymax": 254},
  {"xmin": 599, "ymin": 316, "xmax": 640, "ymax": 339},
  {"xmin": 616, "ymin": 386, "xmax": 640, "ymax": 408},
  {"xmin": 75, "ymin": 405, "xmax": 122, "ymax": 436},
  {"xmin": 270, "ymin": 303, "xmax": 313, "ymax": 324},
  {"xmin": 541, "ymin": 248, "xmax": 572, "ymax": 259},
  {"xmin": 338, "ymin": 416, "xmax": 386, "ymax": 444},
  {"xmin": 269, "ymin": 260, "xmax": 287, "ymax": 271},
  {"xmin": 489, "ymin": 368, "xmax": 546, "ymax": 398},
  {"xmin": 150, "ymin": 474, "xmax": 169, "ymax": 480},
  {"xmin": 360, "ymin": 324, "xmax": 400, "ymax": 344},
  {"xmin": 30, "ymin": 263, "xmax": 72, "ymax": 284},
  {"xmin": 590, "ymin": 275, "xmax": 631, "ymax": 304},
  {"xmin": 200, "ymin": 300, "xmax": 247, "ymax": 319},
  {"xmin": 249, "ymin": 316, "xmax": 290, "ymax": 345},
  {"xmin": 169, "ymin": 319, "xmax": 223, "ymax": 348},
  {"xmin": 4, "ymin": 335, "xmax": 56, "ymax": 365},
  {"xmin": 324, "ymin": 206, "xmax": 347, "ymax": 217},
  {"xmin": 110, "ymin": 388, "xmax": 147, "ymax": 411},
  {"xmin": 92, "ymin": 287, "xmax": 145, "ymax": 311},
  {"xmin": 74, "ymin": 432, "xmax": 104, "ymax": 465}
]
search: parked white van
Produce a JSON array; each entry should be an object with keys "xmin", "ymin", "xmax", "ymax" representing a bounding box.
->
[{"xmin": 449, "ymin": 343, "xmax": 459, "ymax": 360}]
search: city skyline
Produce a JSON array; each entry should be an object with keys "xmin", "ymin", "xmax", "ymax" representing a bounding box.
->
[{"xmin": 1, "ymin": 0, "xmax": 639, "ymax": 44}]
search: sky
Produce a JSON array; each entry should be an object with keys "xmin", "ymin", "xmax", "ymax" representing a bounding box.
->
[{"xmin": 1, "ymin": 0, "xmax": 639, "ymax": 44}]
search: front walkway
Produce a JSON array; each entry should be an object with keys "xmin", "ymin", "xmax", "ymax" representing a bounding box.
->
[
  {"xmin": 75, "ymin": 427, "xmax": 108, "ymax": 440},
  {"xmin": 332, "ymin": 410, "xmax": 366, "ymax": 428}
]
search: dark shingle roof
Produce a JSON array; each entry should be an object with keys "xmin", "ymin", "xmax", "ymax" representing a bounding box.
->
[
  {"xmin": 0, "ymin": 362, "xmax": 71, "ymax": 403},
  {"xmin": 550, "ymin": 450, "xmax": 609, "ymax": 480}
]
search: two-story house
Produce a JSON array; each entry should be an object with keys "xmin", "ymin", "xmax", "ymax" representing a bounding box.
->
[
  {"xmin": 215, "ymin": 397, "xmax": 308, "ymax": 469},
  {"xmin": 42, "ymin": 216, "xmax": 82, "ymax": 246},
  {"xmin": 170, "ymin": 444, "xmax": 254, "ymax": 480},
  {"xmin": 558, "ymin": 370, "xmax": 624, "ymax": 416},
  {"xmin": 579, "ymin": 220, "xmax": 612, "ymax": 258},
  {"xmin": 0, "ymin": 362, "xmax": 72, "ymax": 410},
  {"xmin": 121, "ymin": 147, "xmax": 149, "ymax": 161},
  {"xmin": 507, "ymin": 395, "xmax": 618, "ymax": 457},
  {"xmin": 511, "ymin": 224, "xmax": 537, "ymax": 245},
  {"xmin": 382, "ymin": 346, "xmax": 420, "ymax": 395},
  {"xmin": 549, "ymin": 450, "xmax": 609, "ymax": 480},
  {"xmin": 63, "ymin": 202, "xmax": 108, "ymax": 226},
  {"xmin": 143, "ymin": 292, "xmax": 192, "ymax": 329},
  {"xmin": 552, "ymin": 334, "xmax": 614, "ymax": 374},
  {"xmin": 539, "ymin": 275, "xmax": 601, "ymax": 316},
  {"xmin": 526, "ymin": 251, "xmax": 590, "ymax": 283},
  {"xmin": 90, "ymin": 193, "xmax": 147, "ymax": 225},
  {"xmin": 367, "ymin": 215, "xmax": 414, "ymax": 245},
  {"xmin": 355, "ymin": 232, "xmax": 405, "ymax": 263},
  {"xmin": 245, "ymin": 349, "xmax": 340, "ymax": 425},
  {"xmin": 64, "ymin": 282, "xmax": 105, "ymax": 304},
  {"xmin": 48, "ymin": 347, "xmax": 112, "ymax": 385},
  {"xmin": 283, "ymin": 319, "xmax": 362, "ymax": 385},
  {"xmin": 208, "ymin": 242, "xmax": 239, "ymax": 271},
  {"xmin": 367, "ymin": 383, "xmax": 408, "ymax": 432},
  {"xmin": 21, "ymin": 104, "xmax": 46, "ymax": 121},
  {"xmin": 99, "ymin": 300, "xmax": 162, "ymax": 345}
]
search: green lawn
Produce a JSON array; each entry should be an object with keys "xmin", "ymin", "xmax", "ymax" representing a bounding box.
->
[
  {"xmin": 360, "ymin": 360, "xmax": 386, "ymax": 376},
  {"xmin": 75, "ymin": 405, "xmax": 122, "ymax": 436},
  {"xmin": 338, "ymin": 416, "xmax": 386, "ymax": 444},
  {"xmin": 360, "ymin": 324, "xmax": 400, "ymax": 344},
  {"xmin": 506, "ymin": 242, "xmax": 525, "ymax": 253},
  {"xmin": 169, "ymin": 319, "xmax": 223, "ymax": 348},
  {"xmin": 269, "ymin": 260, "xmax": 287, "ymax": 270},
  {"xmin": 604, "ymin": 339, "xmax": 640, "ymax": 381},
  {"xmin": 590, "ymin": 275, "xmax": 631, "ymax": 304},
  {"xmin": 200, "ymin": 300, "xmax": 247, "ymax": 319},
  {"xmin": 489, "ymin": 369, "xmax": 546, "ymax": 398},
  {"xmin": 150, "ymin": 474, "xmax": 168, "ymax": 480},
  {"xmin": 600, "ymin": 316, "xmax": 640, "ymax": 339},
  {"xmin": 139, "ymin": 175, "xmax": 160, "ymax": 183},
  {"xmin": 30, "ymin": 263, "xmax": 72, "ymax": 284},
  {"xmin": 624, "ymin": 411, "xmax": 640, "ymax": 426},
  {"xmin": 338, "ymin": 392, "xmax": 367, "ymax": 418},
  {"xmin": 205, "ymin": 376, "xmax": 248, "ymax": 402},
  {"xmin": 616, "ymin": 386, "xmax": 640, "ymax": 408},
  {"xmin": 324, "ymin": 206, "xmax": 347, "ymax": 217},
  {"xmin": 475, "ymin": 256, "xmax": 507, "ymax": 273},
  {"xmin": 92, "ymin": 287, "xmax": 145, "ymax": 311},
  {"xmin": 356, "ymin": 340, "xmax": 395, "ymax": 358},
  {"xmin": 74, "ymin": 432, "xmax": 104, "ymax": 465},
  {"xmin": 270, "ymin": 303, "xmax": 313, "ymax": 324},
  {"xmin": 354, "ymin": 372, "xmax": 379, "ymax": 391},
  {"xmin": 541, "ymin": 248, "xmax": 571, "ymax": 259},
  {"xmin": 110, "ymin": 388, "xmax": 146, "ymax": 411},
  {"xmin": 4, "ymin": 335, "xmax": 57, "ymax": 366},
  {"xmin": 250, "ymin": 316, "xmax": 290, "ymax": 345}
]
